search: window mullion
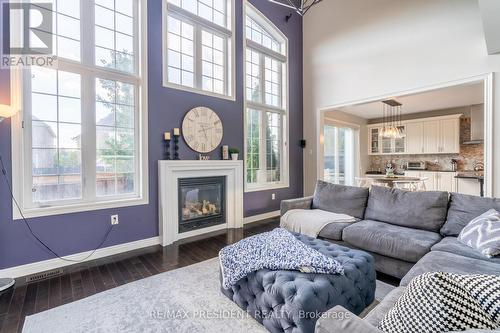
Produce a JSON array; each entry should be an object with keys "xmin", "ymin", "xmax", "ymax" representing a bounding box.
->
[
  {"xmin": 259, "ymin": 110, "xmax": 267, "ymax": 184},
  {"xmin": 80, "ymin": 0, "xmax": 94, "ymax": 67},
  {"xmin": 195, "ymin": 24, "xmax": 203, "ymax": 90},
  {"xmin": 22, "ymin": 69, "xmax": 34, "ymax": 208},
  {"xmin": 80, "ymin": 0, "xmax": 96, "ymax": 202},
  {"xmin": 81, "ymin": 74, "xmax": 97, "ymax": 202},
  {"xmin": 259, "ymin": 52, "xmax": 265, "ymax": 105}
]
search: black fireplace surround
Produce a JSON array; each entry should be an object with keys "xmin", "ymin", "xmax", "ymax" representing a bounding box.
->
[{"xmin": 178, "ymin": 176, "xmax": 226, "ymax": 233}]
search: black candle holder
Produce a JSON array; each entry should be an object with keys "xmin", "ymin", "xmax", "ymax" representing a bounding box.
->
[
  {"xmin": 164, "ymin": 139, "xmax": 171, "ymax": 160},
  {"xmin": 173, "ymin": 135, "xmax": 180, "ymax": 160}
]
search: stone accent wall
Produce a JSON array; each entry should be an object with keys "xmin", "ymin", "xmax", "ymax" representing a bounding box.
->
[{"xmin": 369, "ymin": 116, "xmax": 484, "ymax": 173}]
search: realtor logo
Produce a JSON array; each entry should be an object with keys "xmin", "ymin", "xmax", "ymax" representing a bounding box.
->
[
  {"xmin": 1, "ymin": 2, "xmax": 55, "ymax": 67},
  {"xmin": 4, "ymin": 2, "xmax": 53, "ymax": 54}
]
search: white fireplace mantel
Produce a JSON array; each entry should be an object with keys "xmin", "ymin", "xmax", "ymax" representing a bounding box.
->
[{"xmin": 158, "ymin": 160, "xmax": 244, "ymax": 246}]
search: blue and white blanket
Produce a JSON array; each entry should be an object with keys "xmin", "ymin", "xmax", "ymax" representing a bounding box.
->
[{"xmin": 219, "ymin": 228, "xmax": 344, "ymax": 289}]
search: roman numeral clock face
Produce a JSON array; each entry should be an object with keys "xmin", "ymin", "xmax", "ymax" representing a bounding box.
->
[{"xmin": 182, "ymin": 107, "xmax": 224, "ymax": 153}]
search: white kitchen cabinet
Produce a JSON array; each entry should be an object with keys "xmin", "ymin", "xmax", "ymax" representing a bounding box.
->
[
  {"xmin": 405, "ymin": 122, "xmax": 423, "ymax": 154},
  {"xmin": 423, "ymin": 121, "xmax": 440, "ymax": 154},
  {"xmin": 404, "ymin": 171, "xmax": 457, "ymax": 192},
  {"xmin": 436, "ymin": 172, "xmax": 457, "ymax": 192},
  {"xmin": 368, "ymin": 115, "xmax": 461, "ymax": 155},
  {"xmin": 368, "ymin": 125, "xmax": 407, "ymax": 155},
  {"xmin": 440, "ymin": 118, "xmax": 460, "ymax": 153},
  {"xmin": 457, "ymin": 178, "xmax": 481, "ymax": 196},
  {"xmin": 420, "ymin": 171, "xmax": 438, "ymax": 191}
]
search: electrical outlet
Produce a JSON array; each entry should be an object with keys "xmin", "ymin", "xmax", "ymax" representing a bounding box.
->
[
  {"xmin": 272, "ymin": 193, "xmax": 276, "ymax": 200},
  {"xmin": 111, "ymin": 214, "xmax": 119, "ymax": 225}
]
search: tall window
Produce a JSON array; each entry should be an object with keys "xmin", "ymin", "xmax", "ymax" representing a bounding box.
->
[
  {"xmin": 13, "ymin": 0, "xmax": 147, "ymax": 217},
  {"xmin": 163, "ymin": 0, "xmax": 234, "ymax": 98},
  {"xmin": 244, "ymin": 4, "xmax": 288, "ymax": 191}
]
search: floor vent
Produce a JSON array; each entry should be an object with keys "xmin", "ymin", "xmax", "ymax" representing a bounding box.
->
[{"xmin": 26, "ymin": 269, "xmax": 63, "ymax": 283}]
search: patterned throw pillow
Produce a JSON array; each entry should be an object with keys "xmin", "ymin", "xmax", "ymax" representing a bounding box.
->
[
  {"xmin": 458, "ymin": 209, "xmax": 500, "ymax": 258},
  {"xmin": 378, "ymin": 272, "xmax": 500, "ymax": 333}
]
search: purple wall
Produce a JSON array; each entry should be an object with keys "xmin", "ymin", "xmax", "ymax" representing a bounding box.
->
[{"xmin": 0, "ymin": 0, "xmax": 303, "ymax": 270}]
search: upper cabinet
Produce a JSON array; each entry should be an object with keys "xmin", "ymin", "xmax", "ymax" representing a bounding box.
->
[
  {"xmin": 368, "ymin": 114, "xmax": 461, "ymax": 155},
  {"xmin": 405, "ymin": 122, "xmax": 423, "ymax": 154}
]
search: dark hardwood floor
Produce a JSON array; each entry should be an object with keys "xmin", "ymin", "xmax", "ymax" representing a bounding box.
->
[
  {"xmin": 0, "ymin": 218, "xmax": 399, "ymax": 332},
  {"xmin": 0, "ymin": 218, "xmax": 280, "ymax": 333}
]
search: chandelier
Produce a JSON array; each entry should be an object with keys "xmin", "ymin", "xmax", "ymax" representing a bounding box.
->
[
  {"xmin": 380, "ymin": 100, "xmax": 405, "ymax": 139},
  {"xmin": 268, "ymin": 0, "xmax": 323, "ymax": 16}
]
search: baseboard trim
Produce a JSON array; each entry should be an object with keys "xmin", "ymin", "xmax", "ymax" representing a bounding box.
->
[
  {"xmin": 243, "ymin": 210, "xmax": 280, "ymax": 225},
  {"xmin": 0, "ymin": 236, "xmax": 160, "ymax": 279}
]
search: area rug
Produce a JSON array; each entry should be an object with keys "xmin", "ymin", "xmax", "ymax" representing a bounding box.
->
[{"xmin": 23, "ymin": 258, "xmax": 394, "ymax": 333}]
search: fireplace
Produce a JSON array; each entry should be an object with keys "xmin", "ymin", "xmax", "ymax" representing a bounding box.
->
[{"xmin": 178, "ymin": 176, "xmax": 226, "ymax": 233}]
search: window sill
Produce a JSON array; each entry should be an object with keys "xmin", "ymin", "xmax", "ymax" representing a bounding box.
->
[
  {"xmin": 162, "ymin": 81, "xmax": 236, "ymax": 102},
  {"xmin": 244, "ymin": 183, "xmax": 289, "ymax": 193},
  {"xmin": 13, "ymin": 196, "xmax": 149, "ymax": 220}
]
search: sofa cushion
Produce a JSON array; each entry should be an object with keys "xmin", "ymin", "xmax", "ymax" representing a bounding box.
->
[
  {"xmin": 431, "ymin": 237, "xmax": 500, "ymax": 264},
  {"xmin": 312, "ymin": 180, "xmax": 369, "ymax": 219},
  {"xmin": 364, "ymin": 186, "xmax": 449, "ymax": 232},
  {"xmin": 318, "ymin": 221, "xmax": 355, "ymax": 241},
  {"xmin": 441, "ymin": 192, "xmax": 500, "ymax": 236},
  {"xmin": 400, "ymin": 250, "xmax": 500, "ymax": 286},
  {"xmin": 342, "ymin": 220, "xmax": 441, "ymax": 263},
  {"xmin": 364, "ymin": 287, "xmax": 406, "ymax": 327}
]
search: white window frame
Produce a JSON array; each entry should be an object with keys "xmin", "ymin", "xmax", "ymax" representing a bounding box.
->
[
  {"xmin": 162, "ymin": 0, "xmax": 235, "ymax": 100},
  {"xmin": 243, "ymin": 2, "xmax": 289, "ymax": 192},
  {"xmin": 10, "ymin": 0, "xmax": 149, "ymax": 219}
]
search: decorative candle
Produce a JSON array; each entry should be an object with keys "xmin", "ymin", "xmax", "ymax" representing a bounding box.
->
[
  {"xmin": 173, "ymin": 128, "xmax": 180, "ymax": 136},
  {"xmin": 164, "ymin": 132, "xmax": 171, "ymax": 141}
]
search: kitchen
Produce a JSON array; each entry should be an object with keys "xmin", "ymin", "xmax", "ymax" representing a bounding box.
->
[{"xmin": 322, "ymin": 81, "xmax": 486, "ymax": 197}]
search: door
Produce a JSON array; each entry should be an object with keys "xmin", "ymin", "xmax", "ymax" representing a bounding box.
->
[
  {"xmin": 324, "ymin": 125, "xmax": 356, "ymax": 186},
  {"xmin": 420, "ymin": 171, "xmax": 437, "ymax": 191},
  {"xmin": 406, "ymin": 122, "xmax": 423, "ymax": 154},
  {"xmin": 423, "ymin": 121, "xmax": 440, "ymax": 153},
  {"xmin": 440, "ymin": 119, "xmax": 459, "ymax": 153}
]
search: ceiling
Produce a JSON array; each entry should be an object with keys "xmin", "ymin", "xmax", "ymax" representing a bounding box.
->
[{"xmin": 334, "ymin": 82, "xmax": 484, "ymax": 120}]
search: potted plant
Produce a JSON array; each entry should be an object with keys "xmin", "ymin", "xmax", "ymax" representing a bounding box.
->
[{"xmin": 229, "ymin": 148, "xmax": 239, "ymax": 160}]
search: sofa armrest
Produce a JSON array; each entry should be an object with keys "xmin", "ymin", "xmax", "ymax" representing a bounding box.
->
[
  {"xmin": 280, "ymin": 196, "xmax": 313, "ymax": 215},
  {"xmin": 315, "ymin": 306, "xmax": 382, "ymax": 333}
]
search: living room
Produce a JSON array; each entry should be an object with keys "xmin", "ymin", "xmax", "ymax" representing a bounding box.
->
[{"xmin": 0, "ymin": 0, "xmax": 500, "ymax": 333}]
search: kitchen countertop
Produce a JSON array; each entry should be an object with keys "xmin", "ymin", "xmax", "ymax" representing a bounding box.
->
[{"xmin": 455, "ymin": 172, "xmax": 484, "ymax": 180}]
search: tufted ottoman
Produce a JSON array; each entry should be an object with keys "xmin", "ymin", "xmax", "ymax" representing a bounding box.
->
[{"xmin": 220, "ymin": 233, "xmax": 376, "ymax": 333}]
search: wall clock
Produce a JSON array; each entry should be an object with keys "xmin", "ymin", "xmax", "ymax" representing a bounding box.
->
[{"xmin": 182, "ymin": 106, "xmax": 223, "ymax": 153}]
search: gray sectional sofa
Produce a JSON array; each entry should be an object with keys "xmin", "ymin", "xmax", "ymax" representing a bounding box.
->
[{"xmin": 280, "ymin": 180, "xmax": 500, "ymax": 332}]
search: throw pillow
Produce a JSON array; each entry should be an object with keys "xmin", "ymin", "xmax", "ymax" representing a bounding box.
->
[
  {"xmin": 378, "ymin": 272, "xmax": 500, "ymax": 333},
  {"xmin": 458, "ymin": 209, "xmax": 500, "ymax": 258}
]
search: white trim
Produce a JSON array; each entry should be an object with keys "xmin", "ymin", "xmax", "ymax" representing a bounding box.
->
[
  {"xmin": 316, "ymin": 73, "xmax": 494, "ymax": 197},
  {"xmin": 14, "ymin": 197, "xmax": 149, "ymax": 220},
  {"xmin": 10, "ymin": 0, "xmax": 150, "ymax": 219},
  {"xmin": 245, "ymin": 182, "xmax": 290, "ymax": 193},
  {"xmin": 0, "ymin": 236, "xmax": 160, "ymax": 279},
  {"xmin": 158, "ymin": 160, "xmax": 244, "ymax": 246},
  {"xmin": 243, "ymin": 1, "xmax": 290, "ymax": 193},
  {"xmin": 243, "ymin": 210, "xmax": 280, "ymax": 224}
]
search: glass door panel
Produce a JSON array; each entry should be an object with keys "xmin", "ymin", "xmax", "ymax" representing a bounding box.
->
[{"xmin": 324, "ymin": 125, "xmax": 355, "ymax": 185}]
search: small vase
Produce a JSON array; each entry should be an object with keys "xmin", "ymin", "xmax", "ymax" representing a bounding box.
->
[{"xmin": 231, "ymin": 153, "xmax": 238, "ymax": 160}]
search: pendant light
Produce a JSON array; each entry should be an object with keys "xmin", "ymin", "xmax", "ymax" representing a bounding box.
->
[{"xmin": 381, "ymin": 100, "xmax": 405, "ymax": 139}]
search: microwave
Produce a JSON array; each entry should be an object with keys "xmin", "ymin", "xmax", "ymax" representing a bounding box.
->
[{"xmin": 406, "ymin": 161, "xmax": 427, "ymax": 170}]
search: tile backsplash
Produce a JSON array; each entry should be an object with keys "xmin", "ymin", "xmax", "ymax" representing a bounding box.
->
[{"xmin": 369, "ymin": 117, "xmax": 484, "ymax": 173}]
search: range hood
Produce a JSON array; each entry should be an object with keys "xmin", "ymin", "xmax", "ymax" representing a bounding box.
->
[{"xmin": 463, "ymin": 105, "xmax": 484, "ymax": 145}]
